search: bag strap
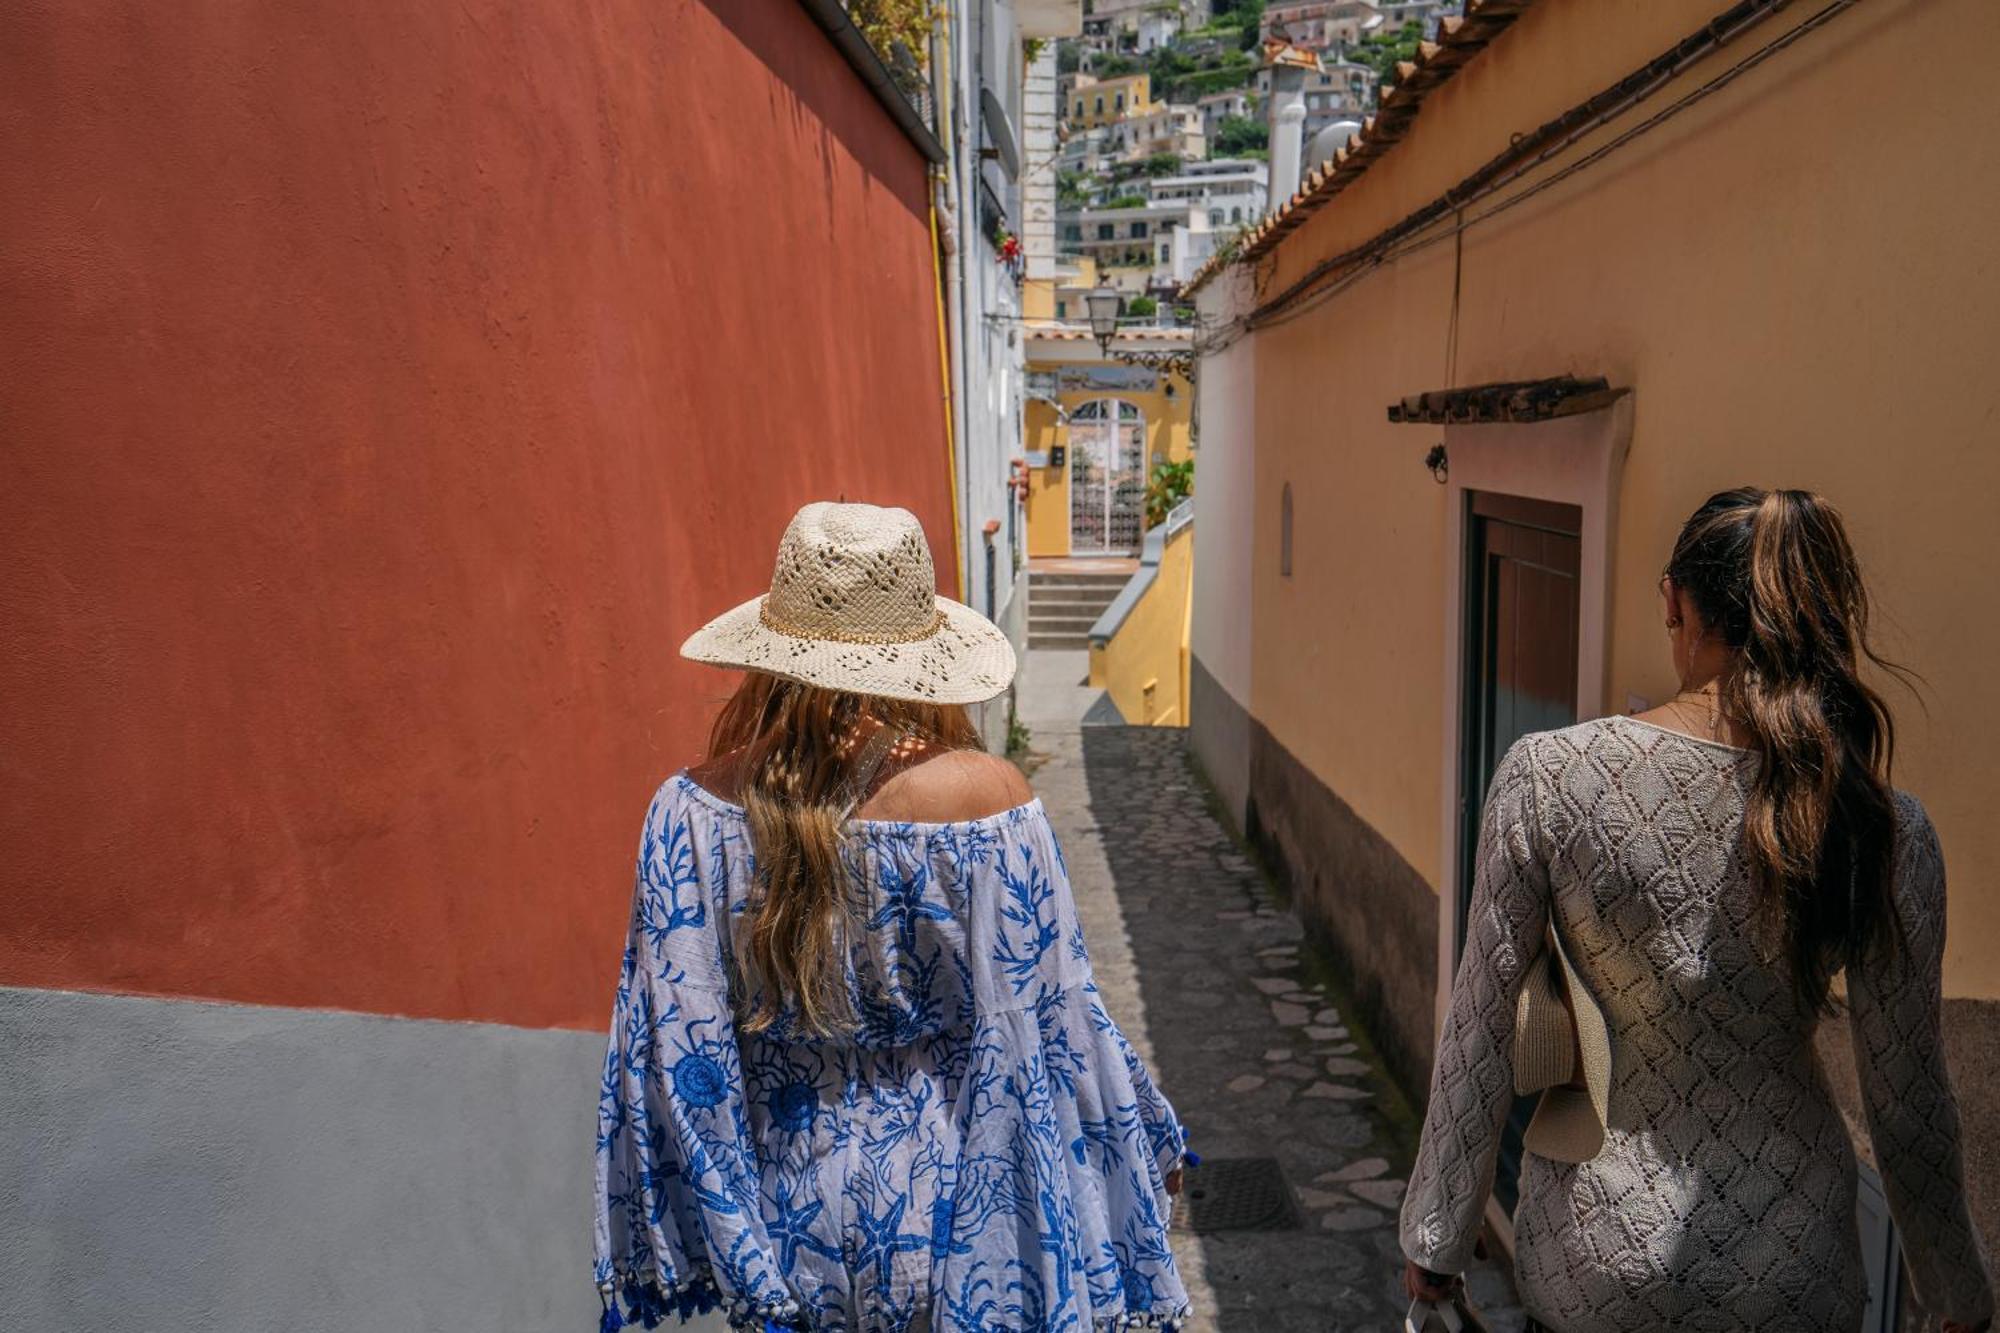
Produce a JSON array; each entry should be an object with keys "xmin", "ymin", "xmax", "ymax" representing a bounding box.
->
[
  {"xmin": 1405, "ymin": 1298, "xmax": 1465, "ymax": 1333},
  {"xmin": 840, "ymin": 725, "xmax": 904, "ymax": 823}
]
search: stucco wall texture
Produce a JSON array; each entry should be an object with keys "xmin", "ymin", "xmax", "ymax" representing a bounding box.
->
[
  {"xmin": 1225, "ymin": 0, "xmax": 2000, "ymax": 1253},
  {"xmin": 0, "ymin": 985, "xmax": 727, "ymax": 1333},
  {"xmin": 1245, "ymin": 0, "xmax": 2000, "ymax": 996},
  {"xmin": 0, "ymin": 0, "xmax": 953, "ymax": 1031}
]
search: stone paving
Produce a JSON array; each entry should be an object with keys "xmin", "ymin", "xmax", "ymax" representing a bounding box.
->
[{"xmin": 1015, "ymin": 653, "xmax": 1524, "ymax": 1333}]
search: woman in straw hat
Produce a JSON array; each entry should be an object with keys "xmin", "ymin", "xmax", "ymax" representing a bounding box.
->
[
  {"xmin": 1400, "ymin": 490, "xmax": 1991, "ymax": 1331},
  {"xmin": 593, "ymin": 502, "xmax": 1190, "ymax": 1333}
]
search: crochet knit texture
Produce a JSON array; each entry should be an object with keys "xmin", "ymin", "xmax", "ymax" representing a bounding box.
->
[{"xmin": 1402, "ymin": 715, "xmax": 1994, "ymax": 1331}]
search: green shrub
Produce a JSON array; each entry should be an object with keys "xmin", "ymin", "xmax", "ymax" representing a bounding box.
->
[
  {"xmin": 1212, "ymin": 113, "xmax": 1268, "ymax": 156},
  {"xmin": 1145, "ymin": 457, "xmax": 1194, "ymax": 529}
]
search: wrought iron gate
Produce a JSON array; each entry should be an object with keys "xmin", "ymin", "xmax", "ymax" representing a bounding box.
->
[{"xmin": 1068, "ymin": 398, "xmax": 1146, "ymax": 554}]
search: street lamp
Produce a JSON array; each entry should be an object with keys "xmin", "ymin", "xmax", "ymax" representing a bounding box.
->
[{"xmin": 1085, "ymin": 286, "xmax": 1123, "ymax": 357}]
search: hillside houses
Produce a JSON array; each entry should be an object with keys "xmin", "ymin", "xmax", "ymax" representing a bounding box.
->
[{"xmin": 1053, "ymin": 0, "xmax": 1440, "ymax": 318}]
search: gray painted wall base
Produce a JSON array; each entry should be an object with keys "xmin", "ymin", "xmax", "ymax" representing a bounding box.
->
[
  {"xmin": 0, "ymin": 985, "xmax": 728, "ymax": 1333},
  {"xmin": 1188, "ymin": 654, "xmax": 1250, "ymax": 834},
  {"xmin": 1242, "ymin": 718, "xmax": 1441, "ymax": 1101}
]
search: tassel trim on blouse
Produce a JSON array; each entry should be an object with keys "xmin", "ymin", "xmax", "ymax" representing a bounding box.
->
[
  {"xmin": 600, "ymin": 1270, "xmax": 1188, "ymax": 1333},
  {"xmin": 1091, "ymin": 1305, "xmax": 1192, "ymax": 1330},
  {"xmin": 598, "ymin": 1267, "xmax": 804, "ymax": 1331}
]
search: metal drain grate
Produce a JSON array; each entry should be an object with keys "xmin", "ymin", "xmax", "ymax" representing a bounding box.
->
[{"xmin": 1179, "ymin": 1157, "xmax": 1302, "ymax": 1233}]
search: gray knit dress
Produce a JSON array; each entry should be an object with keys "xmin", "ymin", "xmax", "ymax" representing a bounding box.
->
[{"xmin": 1401, "ymin": 715, "xmax": 1993, "ymax": 1331}]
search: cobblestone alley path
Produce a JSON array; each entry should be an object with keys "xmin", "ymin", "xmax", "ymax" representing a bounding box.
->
[{"xmin": 1016, "ymin": 652, "xmax": 1524, "ymax": 1333}]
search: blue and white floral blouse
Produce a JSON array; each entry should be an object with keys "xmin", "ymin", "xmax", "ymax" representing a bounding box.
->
[{"xmin": 594, "ymin": 773, "xmax": 1190, "ymax": 1333}]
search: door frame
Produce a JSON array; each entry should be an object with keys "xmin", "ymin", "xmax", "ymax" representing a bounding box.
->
[
  {"xmin": 1066, "ymin": 396, "xmax": 1147, "ymax": 556},
  {"xmin": 1431, "ymin": 394, "xmax": 1634, "ymax": 1252},
  {"xmin": 1455, "ymin": 492, "xmax": 1584, "ymax": 960}
]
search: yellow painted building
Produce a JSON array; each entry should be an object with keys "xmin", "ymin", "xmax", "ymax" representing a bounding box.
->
[
  {"xmin": 1186, "ymin": 0, "xmax": 2000, "ymax": 1276},
  {"xmin": 1021, "ymin": 316, "xmax": 1192, "ymax": 561},
  {"xmin": 1088, "ymin": 509, "xmax": 1193, "ymax": 725},
  {"xmin": 1067, "ymin": 72, "xmax": 1154, "ymax": 129}
]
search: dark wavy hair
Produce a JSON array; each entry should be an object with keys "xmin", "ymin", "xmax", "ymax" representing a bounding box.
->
[{"xmin": 1665, "ymin": 487, "xmax": 1911, "ymax": 1015}]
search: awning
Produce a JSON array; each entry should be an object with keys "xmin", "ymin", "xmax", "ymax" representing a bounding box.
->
[{"xmin": 1386, "ymin": 376, "xmax": 1626, "ymax": 425}]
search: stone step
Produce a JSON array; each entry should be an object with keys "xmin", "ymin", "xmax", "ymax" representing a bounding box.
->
[
  {"xmin": 1028, "ymin": 612, "xmax": 1105, "ymax": 634},
  {"xmin": 1029, "ymin": 583, "xmax": 1125, "ymax": 604},
  {"xmin": 1028, "ymin": 632, "xmax": 1094, "ymax": 650},
  {"xmin": 1027, "ymin": 572, "xmax": 1134, "ymax": 590},
  {"xmin": 1032, "ymin": 600, "xmax": 1128, "ymax": 624}
]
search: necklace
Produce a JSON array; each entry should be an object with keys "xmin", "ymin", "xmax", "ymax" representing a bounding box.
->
[{"xmin": 1667, "ymin": 685, "xmax": 1730, "ymax": 744}]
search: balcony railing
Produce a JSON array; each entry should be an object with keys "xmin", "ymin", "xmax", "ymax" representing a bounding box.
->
[
  {"xmin": 840, "ymin": 0, "xmax": 938, "ymax": 133},
  {"xmin": 798, "ymin": 0, "xmax": 945, "ymax": 161}
]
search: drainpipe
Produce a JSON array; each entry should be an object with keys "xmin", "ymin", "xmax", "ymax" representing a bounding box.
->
[
  {"xmin": 931, "ymin": 8, "xmax": 969, "ymax": 600},
  {"xmin": 935, "ymin": 180, "xmax": 970, "ymax": 603},
  {"xmin": 982, "ymin": 518, "xmax": 1001, "ymax": 619},
  {"xmin": 929, "ymin": 187, "xmax": 964, "ymax": 604}
]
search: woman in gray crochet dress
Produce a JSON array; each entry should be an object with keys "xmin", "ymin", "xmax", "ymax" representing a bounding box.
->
[{"xmin": 1399, "ymin": 488, "xmax": 1992, "ymax": 1331}]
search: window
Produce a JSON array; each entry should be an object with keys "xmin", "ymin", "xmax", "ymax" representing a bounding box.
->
[
  {"xmin": 1209, "ymin": 209, "xmax": 1224, "ymax": 226},
  {"xmin": 1115, "ymin": 93, "xmax": 1125, "ymax": 111},
  {"xmin": 1280, "ymin": 483, "xmax": 1294, "ymax": 578},
  {"xmin": 1131, "ymin": 222, "xmax": 1148, "ymax": 238},
  {"xmin": 1056, "ymin": 300, "xmax": 1067, "ymax": 318},
  {"xmin": 1097, "ymin": 222, "xmax": 1115, "ymax": 240},
  {"xmin": 1095, "ymin": 96, "xmax": 1105, "ymax": 114},
  {"xmin": 1231, "ymin": 206, "xmax": 1243, "ymax": 223},
  {"xmin": 1063, "ymin": 224, "xmax": 1082, "ymax": 241}
]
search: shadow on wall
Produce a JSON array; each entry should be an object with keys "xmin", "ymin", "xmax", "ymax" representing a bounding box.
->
[
  {"xmin": 691, "ymin": 0, "xmax": 931, "ymax": 221},
  {"xmin": 1241, "ymin": 716, "xmax": 1440, "ymax": 1105}
]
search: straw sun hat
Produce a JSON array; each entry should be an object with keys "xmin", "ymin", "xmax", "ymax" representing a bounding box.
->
[{"xmin": 679, "ymin": 501, "xmax": 1017, "ymax": 706}]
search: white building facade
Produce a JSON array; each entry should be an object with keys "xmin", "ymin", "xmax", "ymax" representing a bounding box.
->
[
  {"xmin": 1148, "ymin": 158, "xmax": 1269, "ymax": 230},
  {"xmin": 937, "ymin": 0, "xmax": 1087, "ymax": 743}
]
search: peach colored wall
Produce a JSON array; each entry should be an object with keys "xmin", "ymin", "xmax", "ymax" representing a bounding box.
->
[
  {"xmin": 0, "ymin": 0, "xmax": 952, "ymax": 1030},
  {"xmin": 1245, "ymin": 0, "xmax": 2000, "ymax": 998}
]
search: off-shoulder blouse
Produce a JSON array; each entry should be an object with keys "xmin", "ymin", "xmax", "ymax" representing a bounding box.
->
[{"xmin": 594, "ymin": 774, "xmax": 1189, "ymax": 1333}]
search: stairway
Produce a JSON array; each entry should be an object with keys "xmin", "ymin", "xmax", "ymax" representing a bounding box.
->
[{"xmin": 1027, "ymin": 566, "xmax": 1133, "ymax": 650}]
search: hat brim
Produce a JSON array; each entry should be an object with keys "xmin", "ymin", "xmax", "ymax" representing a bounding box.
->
[{"xmin": 679, "ymin": 594, "xmax": 1017, "ymax": 706}]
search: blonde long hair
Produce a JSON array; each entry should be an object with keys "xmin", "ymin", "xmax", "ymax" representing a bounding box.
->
[{"xmin": 705, "ymin": 671, "xmax": 980, "ymax": 1035}]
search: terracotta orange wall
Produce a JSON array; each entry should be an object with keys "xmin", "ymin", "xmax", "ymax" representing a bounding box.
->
[{"xmin": 0, "ymin": 0, "xmax": 951, "ymax": 1030}]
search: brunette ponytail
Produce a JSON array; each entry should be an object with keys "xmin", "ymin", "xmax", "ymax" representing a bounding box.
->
[{"xmin": 1665, "ymin": 488, "xmax": 1908, "ymax": 1015}]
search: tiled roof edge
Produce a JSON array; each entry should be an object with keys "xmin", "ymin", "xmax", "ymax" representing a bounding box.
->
[{"xmin": 1181, "ymin": 0, "xmax": 1534, "ymax": 297}]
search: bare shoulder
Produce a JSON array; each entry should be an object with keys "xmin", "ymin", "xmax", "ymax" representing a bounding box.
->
[{"xmin": 860, "ymin": 747, "xmax": 1035, "ymax": 824}]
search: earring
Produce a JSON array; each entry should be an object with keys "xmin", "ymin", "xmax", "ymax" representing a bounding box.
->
[{"xmin": 1665, "ymin": 616, "xmax": 1682, "ymax": 629}]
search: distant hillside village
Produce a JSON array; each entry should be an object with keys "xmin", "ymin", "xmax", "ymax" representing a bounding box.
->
[{"xmin": 1052, "ymin": 0, "xmax": 1463, "ymax": 317}]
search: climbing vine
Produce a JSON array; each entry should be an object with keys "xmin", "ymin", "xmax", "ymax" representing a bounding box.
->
[{"xmin": 845, "ymin": 0, "xmax": 932, "ymax": 69}]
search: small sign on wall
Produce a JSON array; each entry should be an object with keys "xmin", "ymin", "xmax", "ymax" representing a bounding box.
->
[
  {"xmin": 1024, "ymin": 450, "xmax": 1049, "ymax": 468},
  {"xmin": 1049, "ymin": 445, "xmax": 1067, "ymax": 470}
]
